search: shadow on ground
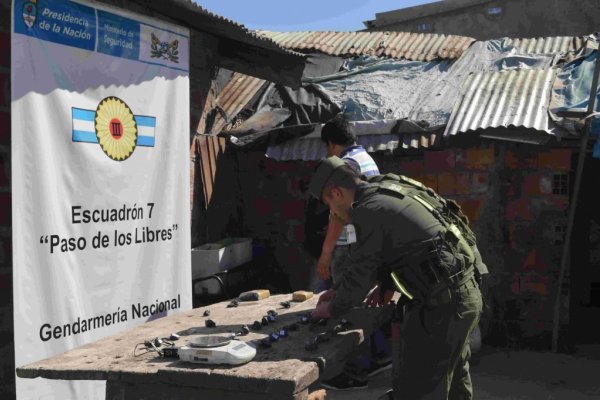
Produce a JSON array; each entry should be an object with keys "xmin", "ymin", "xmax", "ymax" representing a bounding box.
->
[{"xmin": 313, "ymin": 345, "xmax": 600, "ymax": 400}]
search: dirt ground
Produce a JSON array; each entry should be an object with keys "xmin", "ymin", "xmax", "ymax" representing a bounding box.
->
[{"xmin": 314, "ymin": 345, "xmax": 600, "ymax": 399}]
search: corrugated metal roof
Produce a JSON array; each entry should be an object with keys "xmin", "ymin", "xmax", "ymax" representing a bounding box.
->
[
  {"xmin": 267, "ymin": 137, "xmax": 327, "ymax": 161},
  {"xmin": 256, "ymin": 31, "xmax": 475, "ymax": 61},
  {"xmin": 445, "ymin": 68, "xmax": 557, "ymax": 138},
  {"xmin": 209, "ymin": 73, "xmax": 267, "ymax": 135},
  {"xmin": 209, "ymin": 39, "xmax": 560, "ymax": 138},
  {"xmin": 504, "ymin": 36, "xmax": 584, "ymax": 56},
  {"xmin": 266, "ymin": 132, "xmax": 438, "ymax": 161}
]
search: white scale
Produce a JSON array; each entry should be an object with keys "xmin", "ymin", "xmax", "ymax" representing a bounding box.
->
[{"xmin": 178, "ymin": 335, "xmax": 256, "ymax": 365}]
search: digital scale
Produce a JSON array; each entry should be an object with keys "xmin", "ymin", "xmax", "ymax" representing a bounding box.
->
[{"xmin": 178, "ymin": 335, "xmax": 256, "ymax": 365}]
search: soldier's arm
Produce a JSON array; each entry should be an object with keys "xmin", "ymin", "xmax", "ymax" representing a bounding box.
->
[
  {"xmin": 316, "ymin": 213, "xmax": 345, "ymax": 279},
  {"xmin": 472, "ymin": 244, "xmax": 488, "ymax": 276},
  {"xmin": 328, "ymin": 217, "xmax": 382, "ymax": 316}
]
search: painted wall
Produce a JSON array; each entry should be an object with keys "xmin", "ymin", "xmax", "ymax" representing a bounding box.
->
[
  {"xmin": 392, "ymin": 144, "xmax": 572, "ymax": 347},
  {"xmin": 367, "ymin": 0, "xmax": 600, "ymax": 40},
  {"xmin": 217, "ymin": 143, "xmax": 575, "ymax": 348},
  {"xmin": 236, "ymin": 153, "xmax": 318, "ymax": 291}
]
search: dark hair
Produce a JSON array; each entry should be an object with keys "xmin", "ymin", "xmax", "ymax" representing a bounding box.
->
[
  {"xmin": 321, "ymin": 114, "xmax": 356, "ymax": 146},
  {"xmin": 324, "ymin": 162, "xmax": 360, "ymax": 192}
]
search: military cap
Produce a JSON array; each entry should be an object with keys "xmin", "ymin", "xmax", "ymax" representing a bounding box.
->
[{"xmin": 308, "ymin": 156, "xmax": 347, "ymax": 199}]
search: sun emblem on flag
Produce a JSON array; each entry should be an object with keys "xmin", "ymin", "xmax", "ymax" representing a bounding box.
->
[
  {"xmin": 22, "ymin": 0, "xmax": 38, "ymax": 29},
  {"xmin": 94, "ymin": 97, "xmax": 138, "ymax": 161},
  {"xmin": 72, "ymin": 99, "xmax": 155, "ymax": 161}
]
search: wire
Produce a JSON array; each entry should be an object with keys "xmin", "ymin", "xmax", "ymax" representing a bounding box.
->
[
  {"xmin": 133, "ymin": 337, "xmax": 177, "ymax": 357},
  {"xmin": 133, "ymin": 342, "xmax": 156, "ymax": 357}
]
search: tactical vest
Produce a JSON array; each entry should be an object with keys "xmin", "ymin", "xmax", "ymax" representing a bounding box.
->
[{"xmin": 367, "ymin": 173, "xmax": 482, "ymax": 303}]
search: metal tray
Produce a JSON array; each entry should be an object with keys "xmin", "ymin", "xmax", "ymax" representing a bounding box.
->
[{"xmin": 188, "ymin": 335, "xmax": 232, "ymax": 348}]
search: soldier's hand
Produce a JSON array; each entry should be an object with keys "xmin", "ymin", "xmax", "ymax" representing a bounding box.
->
[
  {"xmin": 382, "ymin": 289, "xmax": 394, "ymax": 305},
  {"xmin": 316, "ymin": 255, "xmax": 331, "ymax": 279},
  {"xmin": 311, "ymin": 300, "xmax": 332, "ymax": 319},
  {"xmin": 366, "ymin": 284, "xmax": 394, "ymax": 307},
  {"xmin": 317, "ymin": 288, "xmax": 335, "ymax": 305},
  {"xmin": 366, "ymin": 285, "xmax": 382, "ymax": 307}
]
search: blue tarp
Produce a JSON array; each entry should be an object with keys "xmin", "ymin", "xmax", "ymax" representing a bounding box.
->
[
  {"xmin": 303, "ymin": 40, "xmax": 556, "ymax": 130},
  {"xmin": 550, "ymin": 49, "xmax": 600, "ymax": 136}
]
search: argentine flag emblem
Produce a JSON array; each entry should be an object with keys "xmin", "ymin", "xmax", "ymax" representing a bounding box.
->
[{"xmin": 72, "ymin": 96, "xmax": 156, "ymax": 161}]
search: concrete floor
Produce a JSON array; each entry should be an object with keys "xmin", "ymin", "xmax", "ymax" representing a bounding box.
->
[{"xmin": 314, "ymin": 345, "xmax": 600, "ymax": 399}]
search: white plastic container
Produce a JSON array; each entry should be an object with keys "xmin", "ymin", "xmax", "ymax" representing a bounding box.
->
[
  {"xmin": 192, "ymin": 238, "xmax": 252, "ymax": 295},
  {"xmin": 191, "ymin": 243, "xmax": 231, "ymax": 280},
  {"xmin": 226, "ymin": 237, "xmax": 252, "ymax": 267}
]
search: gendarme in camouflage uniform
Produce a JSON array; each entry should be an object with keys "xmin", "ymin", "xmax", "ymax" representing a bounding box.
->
[{"xmin": 309, "ymin": 156, "xmax": 484, "ymax": 400}]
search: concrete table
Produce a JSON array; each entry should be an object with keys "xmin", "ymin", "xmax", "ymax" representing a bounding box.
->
[{"xmin": 17, "ymin": 294, "xmax": 393, "ymax": 399}]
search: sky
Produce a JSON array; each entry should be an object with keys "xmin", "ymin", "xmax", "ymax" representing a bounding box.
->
[{"xmin": 194, "ymin": 0, "xmax": 437, "ymax": 32}]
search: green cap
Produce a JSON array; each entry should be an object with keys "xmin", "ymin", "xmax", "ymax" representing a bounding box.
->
[{"xmin": 309, "ymin": 156, "xmax": 347, "ymax": 199}]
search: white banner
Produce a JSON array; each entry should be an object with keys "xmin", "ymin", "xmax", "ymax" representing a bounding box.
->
[{"xmin": 11, "ymin": 0, "xmax": 191, "ymax": 398}]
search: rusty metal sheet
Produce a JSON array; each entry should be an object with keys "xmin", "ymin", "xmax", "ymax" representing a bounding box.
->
[
  {"xmin": 257, "ymin": 31, "xmax": 474, "ymax": 61},
  {"xmin": 209, "ymin": 73, "xmax": 267, "ymax": 135}
]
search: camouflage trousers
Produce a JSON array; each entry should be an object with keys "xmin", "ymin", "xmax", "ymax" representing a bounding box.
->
[{"xmin": 392, "ymin": 276, "xmax": 482, "ymax": 400}]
